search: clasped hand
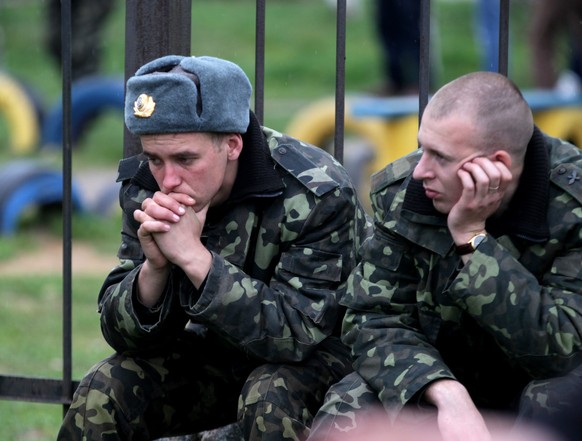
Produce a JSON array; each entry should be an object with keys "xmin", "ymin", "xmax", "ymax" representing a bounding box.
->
[{"xmin": 133, "ymin": 191, "xmax": 207, "ymax": 270}]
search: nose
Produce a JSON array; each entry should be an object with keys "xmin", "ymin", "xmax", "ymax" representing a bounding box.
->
[
  {"xmin": 412, "ymin": 154, "xmax": 431, "ymax": 181},
  {"xmin": 160, "ymin": 164, "xmax": 181, "ymax": 192}
]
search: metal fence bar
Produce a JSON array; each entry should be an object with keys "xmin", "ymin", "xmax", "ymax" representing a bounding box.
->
[
  {"xmin": 0, "ymin": 376, "xmax": 79, "ymax": 404},
  {"xmin": 254, "ymin": 0, "xmax": 266, "ymax": 124},
  {"xmin": 498, "ymin": 0, "xmax": 510, "ymax": 76},
  {"xmin": 419, "ymin": 0, "xmax": 432, "ymax": 125},
  {"xmin": 333, "ymin": 0, "xmax": 347, "ymax": 164},
  {"xmin": 60, "ymin": 0, "xmax": 74, "ymax": 411}
]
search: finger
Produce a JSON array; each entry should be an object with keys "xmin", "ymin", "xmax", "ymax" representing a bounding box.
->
[
  {"xmin": 140, "ymin": 219, "xmax": 171, "ymax": 234},
  {"xmin": 166, "ymin": 192, "xmax": 196, "ymax": 207},
  {"xmin": 472, "ymin": 157, "xmax": 503, "ymax": 192},
  {"xmin": 149, "ymin": 191, "xmax": 183, "ymax": 211},
  {"xmin": 495, "ymin": 161, "xmax": 513, "ymax": 191},
  {"xmin": 190, "ymin": 201, "xmax": 210, "ymax": 227},
  {"xmin": 461, "ymin": 161, "xmax": 491, "ymax": 195},
  {"xmin": 485, "ymin": 164, "xmax": 512, "ymax": 194},
  {"xmin": 142, "ymin": 196, "xmax": 183, "ymax": 223},
  {"xmin": 153, "ymin": 191, "xmax": 195, "ymax": 209},
  {"xmin": 457, "ymin": 168, "xmax": 477, "ymax": 194},
  {"xmin": 152, "ymin": 191, "xmax": 198, "ymax": 219},
  {"xmin": 133, "ymin": 208, "xmax": 147, "ymax": 223},
  {"xmin": 134, "ymin": 209, "xmax": 171, "ymax": 232},
  {"xmin": 463, "ymin": 160, "xmax": 504, "ymax": 197}
]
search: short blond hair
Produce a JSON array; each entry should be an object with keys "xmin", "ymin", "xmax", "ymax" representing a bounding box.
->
[{"xmin": 425, "ymin": 72, "xmax": 534, "ymax": 159}]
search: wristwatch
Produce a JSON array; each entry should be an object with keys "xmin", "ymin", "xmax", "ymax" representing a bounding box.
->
[{"xmin": 455, "ymin": 232, "xmax": 487, "ymax": 255}]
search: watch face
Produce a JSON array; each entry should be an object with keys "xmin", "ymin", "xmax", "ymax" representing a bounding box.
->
[
  {"xmin": 455, "ymin": 233, "xmax": 487, "ymax": 255},
  {"xmin": 470, "ymin": 234, "xmax": 486, "ymax": 248}
]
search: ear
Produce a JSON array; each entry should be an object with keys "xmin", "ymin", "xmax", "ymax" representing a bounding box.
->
[
  {"xmin": 492, "ymin": 149, "xmax": 512, "ymax": 169},
  {"xmin": 226, "ymin": 133, "xmax": 243, "ymax": 160}
]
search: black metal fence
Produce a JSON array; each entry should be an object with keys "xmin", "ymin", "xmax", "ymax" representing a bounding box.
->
[{"xmin": 0, "ymin": 0, "xmax": 512, "ymax": 416}]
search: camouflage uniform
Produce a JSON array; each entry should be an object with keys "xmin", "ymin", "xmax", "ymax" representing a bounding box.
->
[
  {"xmin": 307, "ymin": 128, "xmax": 582, "ymax": 440},
  {"xmin": 57, "ymin": 114, "xmax": 371, "ymax": 441}
]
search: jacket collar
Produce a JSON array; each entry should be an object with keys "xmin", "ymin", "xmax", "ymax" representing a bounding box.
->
[{"xmin": 227, "ymin": 111, "xmax": 284, "ymax": 203}]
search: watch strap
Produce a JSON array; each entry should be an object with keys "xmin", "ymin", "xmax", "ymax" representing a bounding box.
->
[{"xmin": 455, "ymin": 232, "xmax": 487, "ymax": 255}]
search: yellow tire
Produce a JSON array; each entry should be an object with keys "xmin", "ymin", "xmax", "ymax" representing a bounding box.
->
[{"xmin": 0, "ymin": 72, "xmax": 40, "ymax": 154}]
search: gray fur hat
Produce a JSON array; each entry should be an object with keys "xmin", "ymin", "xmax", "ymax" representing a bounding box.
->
[{"xmin": 125, "ymin": 55, "xmax": 252, "ymax": 135}]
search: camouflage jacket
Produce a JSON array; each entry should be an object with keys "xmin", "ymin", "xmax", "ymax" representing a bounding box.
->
[
  {"xmin": 98, "ymin": 118, "xmax": 371, "ymax": 363},
  {"xmin": 342, "ymin": 128, "xmax": 582, "ymax": 413}
]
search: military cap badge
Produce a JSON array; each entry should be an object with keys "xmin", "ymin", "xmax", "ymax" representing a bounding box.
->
[{"xmin": 133, "ymin": 93, "xmax": 156, "ymax": 118}]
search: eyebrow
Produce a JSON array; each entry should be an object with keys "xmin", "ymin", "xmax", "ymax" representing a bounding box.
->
[
  {"xmin": 143, "ymin": 148, "xmax": 199, "ymax": 158},
  {"xmin": 420, "ymin": 141, "xmax": 450, "ymax": 158}
]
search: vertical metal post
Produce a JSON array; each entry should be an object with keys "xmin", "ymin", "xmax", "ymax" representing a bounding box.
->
[
  {"xmin": 498, "ymin": 0, "xmax": 510, "ymax": 76},
  {"xmin": 419, "ymin": 0, "xmax": 431, "ymax": 126},
  {"xmin": 123, "ymin": 0, "xmax": 192, "ymax": 159},
  {"xmin": 334, "ymin": 0, "xmax": 347, "ymax": 164},
  {"xmin": 255, "ymin": 0, "xmax": 266, "ymax": 124},
  {"xmin": 60, "ymin": 0, "xmax": 73, "ymax": 415}
]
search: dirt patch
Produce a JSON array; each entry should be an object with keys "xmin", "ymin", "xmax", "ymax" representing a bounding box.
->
[{"xmin": 0, "ymin": 234, "xmax": 118, "ymax": 277}]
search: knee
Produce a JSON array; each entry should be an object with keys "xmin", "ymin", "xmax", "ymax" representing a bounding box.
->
[
  {"xmin": 238, "ymin": 363, "xmax": 326, "ymax": 441},
  {"xmin": 518, "ymin": 368, "xmax": 582, "ymax": 441},
  {"xmin": 74, "ymin": 353, "xmax": 154, "ymax": 416},
  {"xmin": 80, "ymin": 353, "xmax": 143, "ymax": 387},
  {"xmin": 309, "ymin": 371, "xmax": 381, "ymax": 438},
  {"xmin": 520, "ymin": 370, "xmax": 582, "ymax": 416},
  {"xmin": 239, "ymin": 364, "xmax": 310, "ymax": 419}
]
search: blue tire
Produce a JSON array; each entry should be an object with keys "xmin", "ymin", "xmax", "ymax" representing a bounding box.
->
[
  {"xmin": 0, "ymin": 160, "xmax": 85, "ymax": 235},
  {"xmin": 41, "ymin": 75, "xmax": 124, "ymax": 148}
]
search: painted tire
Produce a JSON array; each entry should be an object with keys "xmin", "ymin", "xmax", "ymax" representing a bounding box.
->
[
  {"xmin": 0, "ymin": 160, "xmax": 84, "ymax": 235},
  {"xmin": 0, "ymin": 72, "xmax": 41, "ymax": 154},
  {"xmin": 41, "ymin": 75, "xmax": 124, "ymax": 148}
]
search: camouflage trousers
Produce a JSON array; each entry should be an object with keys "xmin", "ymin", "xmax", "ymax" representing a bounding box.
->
[
  {"xmin": 306, "ymin": 366, "xmax": 582, "ymax": 441},
  {"xmin": 518, "ymin": 363, "xmax": 582, "ymax": 441},
  {"xmin": 56, "ymin": 333, "xmax": 352, "ymax": 441}
]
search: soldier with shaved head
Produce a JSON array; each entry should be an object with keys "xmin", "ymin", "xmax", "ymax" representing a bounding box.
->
[{"xmin": 307, "ymin": 71, "xmax": 582, "ymax": 441}]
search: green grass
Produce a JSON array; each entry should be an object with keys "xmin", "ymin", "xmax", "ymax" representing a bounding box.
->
[
  {"xmin": 0, "ymin": 275, "xmax": 110, "ymax": 378},
  {"xmin": 0, "ymin": 0, "xmax": 538, "ymax": 438},
  {"xmin": 0, "ymin": 208, "xmax": 122, "ymax": 265},
  {"xmin": 0, "ymin": 215, "xmax": 118, "ymax": 440},
  {"xmin": 0, "ymin": 275, "xmax": 112, "ymax": 441}
]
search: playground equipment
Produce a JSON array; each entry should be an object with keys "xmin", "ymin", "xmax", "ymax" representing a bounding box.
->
[
  {"xmin": 0, "ymin": 72, "xmax": 124, "ymax": 154},
  {"xmin": 0, "ymin": 74, "xmax": 125, "ymax": 234},
  {"xmin": 0, "ymin": 159, "xmax": 85, "ymax": 235},
  {"xmin": 0, "ymin": 158, "xmax": 122, "ymax": 235},
  {"xmin": 41, "ymin": 75, "xmax": 125, "ymax": 148},
  {"xmin": 286, "ymin": 90, "xmax": 582, "ymax": 189},
  {"xmin": 0, "ymin": 71, "xmax": 43, "ymax": 154}
]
